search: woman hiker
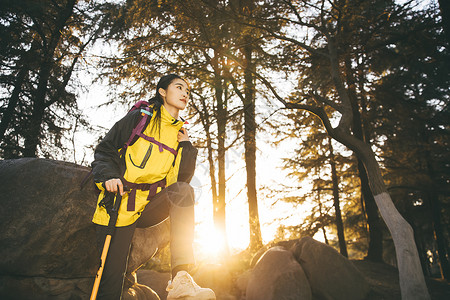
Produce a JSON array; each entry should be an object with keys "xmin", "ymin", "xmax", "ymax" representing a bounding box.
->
[{"xmin": 91, "ymin": 74, "xmax": 216, "ymax": 300}]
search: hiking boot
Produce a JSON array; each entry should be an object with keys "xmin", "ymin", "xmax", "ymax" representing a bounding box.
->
[{"xmin": 166, "ymin": 271, "xmax": 216, "ymax": 300}]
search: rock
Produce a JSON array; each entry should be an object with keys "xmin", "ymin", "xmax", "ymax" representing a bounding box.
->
[
  {"xmin": 123, "ymin": 283, "xmax": 161, "ymax": 300},
  {"xmin": 0, "ymin": 158, "xmax": 169, "ymax": 299},
  {"xmin": 246, "ymin": 246, "xmax": 312, "ymax": 300},
  {"xmin": 235, "ymin": 270, "xmax": 251, "ymax": 300},
  {"xmin": 124, "ymin": 272, "xmax": 161, "ymax": 300},
  {"xmin": 128, "ymin": 221, "xmax": 170, "ymax": 272},
  {"xmin": 250, "ymin": 240, "xmax": 301, "ymax": 268},
  {"xmin": 291, "ymin": 236, "xmax": 370, "ymax": 300},
  {"xmin": 250, "ymin": 245, "xmax": 270, "ymax": 267},
  {"xmin": 137, "ymin": 269, "xmax": 171, "ymax": 300}
]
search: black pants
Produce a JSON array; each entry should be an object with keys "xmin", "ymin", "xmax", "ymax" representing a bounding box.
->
[{"xmin": 95, "ymin": 182, "xmax": 195, "ymax": 300}]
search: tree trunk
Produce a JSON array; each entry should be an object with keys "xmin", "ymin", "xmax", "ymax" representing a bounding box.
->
[
  {"xmin": 205, "ymin": 121, "xmax": 218, "ymax": 222},
  {"xmin": 212, "ymin": 52, "xmax": 229, "ymax": 255},
  {"xmin": 328, "ymin": 136, "xmax": 348, "ymax": 257},
  {"xmin": 428, "ymin": 190, "xmax": 450, "ymax": 279},
  {"xmin": 415, "ymin": 223, "xmax": 432, "ymax": 277},
  {"xmin": 373, "ymin": 192, "xmax": 430, "ymax": 300},
  {"xmin": 344, "ymin": 55, "xmax": 384, "ymax": 262},
  {"xmin": 359, "ymin": 162, "xmax": 384, "ymax": 261},
  {"xmin": 23, "ymin": 65, "xmax": 51, "ymax": 157},
  {"xmin": 243, "ymin": 43, "xmax": 262, "ymax": 250},
  {"xmin": 333, "ymin": 129, "xmax": 431, "ymax": 300},
  {"xmin": 424, "ymin": 150, "xmax": 450, "ymax": 279},
  {"xmin": 438, "ymin": 0, "xmax": 450, "ymax": 44},
  {"xmin": 325, "ymin": 36, "xmax": 429, "ymax": 299},
  {"xmin": 316, "ymin": 186, "xmax": 328, "ymax": 245},
  {"xmin": 0, "ymin": 67, "xmax": 27, "ymax": 141},
  {"xmin": 23, "ymin": 0, "xmax": 76, "ymax": 157},
  {"xmin": 1, "ymin": 35, "xmax": 39, "ymax": 145},
  {"xmin": 322, "ymin": 227, "xmax": 329, "ymax": 245}
]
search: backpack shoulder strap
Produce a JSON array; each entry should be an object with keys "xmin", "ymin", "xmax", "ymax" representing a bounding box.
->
[
  {"xmin": 128, "ymin": 100, "xmax": 150, "ymax": 113},
  {"xmin": 120, "ymin": 106, "xmax": 153, "ymax": 156}
]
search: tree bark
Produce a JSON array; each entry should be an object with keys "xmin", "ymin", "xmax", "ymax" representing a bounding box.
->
[
  {"xmin": 359, "ymin": 161, "xmax": 384, "ymax": 261},
  {"xmin": 328, "ymin": 136, "xmax": 348, "ymax": 257},
  {"xmin": 243, "ymin": 42, "xmax": 262, "ymax": 250},
  {"xmin": 204, "ymin": 115, "xmax": 218, "ymax": 222},
  {"xmin": 212, "ymin": 52, "xmax": 229, "ymax": 255},
  {"xmin": 316, "ymin": 186, "xmax": 329, "ymax": 245},
  {"xmin": 344, "ymin": 55, "xmax": 384, "ymax": 262},
  {"xmin": 332, "ymin": 129, "xmax": 431, "ymax": 300},
  {"xmin": 428, "ymin": 190, "xmax": 450, "ymax": 279},
  {"xmin": 424, "ymin": 149, "xmax": 450, "ymax": 279}
]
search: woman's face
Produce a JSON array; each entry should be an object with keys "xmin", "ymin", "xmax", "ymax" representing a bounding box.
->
[{"xmin": 159, "ymin": 78, "xmax": 190, "ymax": 112}]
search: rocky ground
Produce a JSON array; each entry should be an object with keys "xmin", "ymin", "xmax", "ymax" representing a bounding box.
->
[
  {"xmin": 137, "ymin": 258, "xmax": 450, "ymax": 300},
  {"xmin": 1, "ymin": 159, "xmax": 448, "ymax": 300},
  {"xmin": 352, "ymin": 260, "xmax": 450, "ymax": 300}
]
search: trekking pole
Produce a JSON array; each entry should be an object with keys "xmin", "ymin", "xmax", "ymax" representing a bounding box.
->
[{"xmin": 90, "ymin": 189, "xmax": 123, "ymax": 300}]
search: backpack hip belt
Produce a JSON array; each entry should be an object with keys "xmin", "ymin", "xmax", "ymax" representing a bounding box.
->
[{"xmin": 120, "ymin": 176, "xmax": 167, "ymax": 211}]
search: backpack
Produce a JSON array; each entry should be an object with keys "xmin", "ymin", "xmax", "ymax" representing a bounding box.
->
[
  {"xmin": 119, "ymin": 100, "xmax": 178, "ymax": 157},
  {"xmin": 80, "ymin": 100, "xmax": 177, "ymax": 190},
  {"xmin": 95, "ymin": 100, "xmax": 179, "ymax": 211},
  {"xmin": 119, "ymin": 100, "xmax": 153, "ymax": 156}
]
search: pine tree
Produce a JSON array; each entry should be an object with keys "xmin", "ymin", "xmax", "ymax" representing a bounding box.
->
[
  {"xmin": 228, "ymin": 0, "xmax": 434, "ymax": 298},
  {"xmin": 0, "ymin": 0, "xmax": 108, "ymax": 159}
]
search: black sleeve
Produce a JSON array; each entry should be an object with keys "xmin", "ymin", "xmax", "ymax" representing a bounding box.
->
[
  {"xmin": 177, "ymin": 141, "xmax": 198, "ymax": 183},
  {"xmin": 91, "ymin": 110, "xmax": 142, "ymax": 183}
]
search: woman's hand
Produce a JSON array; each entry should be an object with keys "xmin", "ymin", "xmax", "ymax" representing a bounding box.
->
[
  {"xmin": 105, "ymin": 178, "xmax": 125, "ymax": 196},
  {"xmin": 178, "ymin": 127, "xmax": 190, "ymax": 142}
]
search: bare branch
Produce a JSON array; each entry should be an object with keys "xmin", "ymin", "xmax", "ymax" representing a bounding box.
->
[
  {"xmin": 240, "ymin": 21, "xmax": 328, "ymax": 58},
  {"xmin": 222, "ymin": 68, "xmax": 246, "ymax": 103},
  {"xmin": 309, "ymin": 91, "xmax": 344, "ymax": 113},
  {"xmin": 283, "ymin": 102, "xmax": 334, "ymax": 133}
]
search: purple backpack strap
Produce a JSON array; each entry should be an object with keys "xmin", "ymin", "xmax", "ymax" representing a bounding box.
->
[
  {"xmin": 120, "ymin": 106, "xmax": 152, "ymax": 156},
  {"xmin": 128, "ymin": 100, "xmax": 150, "ymax": 113},
  {"xmin": 137, "ymin": 134, "xmax": 178, "ymax": 156}
]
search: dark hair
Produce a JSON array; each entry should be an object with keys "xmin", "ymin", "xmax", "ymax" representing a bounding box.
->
[{"xmin": 148, "ymin": 74, "xmax": 185, "ymax": 136}]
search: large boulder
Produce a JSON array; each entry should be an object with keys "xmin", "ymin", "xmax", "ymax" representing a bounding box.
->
[
  {"xmin": 246, "ymin": 246, "xmax": 312, "ymax": 300},
  {"xmin": 235, "ymin": 269, "xmax": 251, "ymax": 300},
  {"xmin": 291, "ymin": 236, "xmax": 370, "ymax": 300},
  {"xmin": 123, "ymin": 272, "xmax": 161, "ymax": 300},
  {"xmin": 137, "ymin": 270, "xmax": 171, "ymax": 300},
  {"xmin": 0, "ymin": 158, "xmax": 170, "ymax": 299},
  {"xmin": 123, "ymin": 283, "xmax": 161, "ymax": 300}
]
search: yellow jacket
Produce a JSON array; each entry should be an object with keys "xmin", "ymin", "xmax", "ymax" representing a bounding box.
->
[{"xmin": 91, "ymin": 105, "xmax": 197, "ymax": 226}]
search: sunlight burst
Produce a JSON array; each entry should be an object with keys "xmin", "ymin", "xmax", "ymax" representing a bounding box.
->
[{"xmin": 195, "ymin": 226, "xmax": 227, "ymax": 259}]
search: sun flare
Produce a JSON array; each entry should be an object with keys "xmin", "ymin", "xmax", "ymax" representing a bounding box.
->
[
  {"xmin": 195, "ymin": 226, "xmax": 227, "ymax": 259},
  {"xmin": 195, "ymin": 219, "xmax": 252, "ymax": 261}
]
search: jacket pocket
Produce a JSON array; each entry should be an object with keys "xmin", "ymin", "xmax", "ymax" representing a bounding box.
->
[{"xmin": 129, "ymin": 143, "xmax": 153, "ymax": 169}]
